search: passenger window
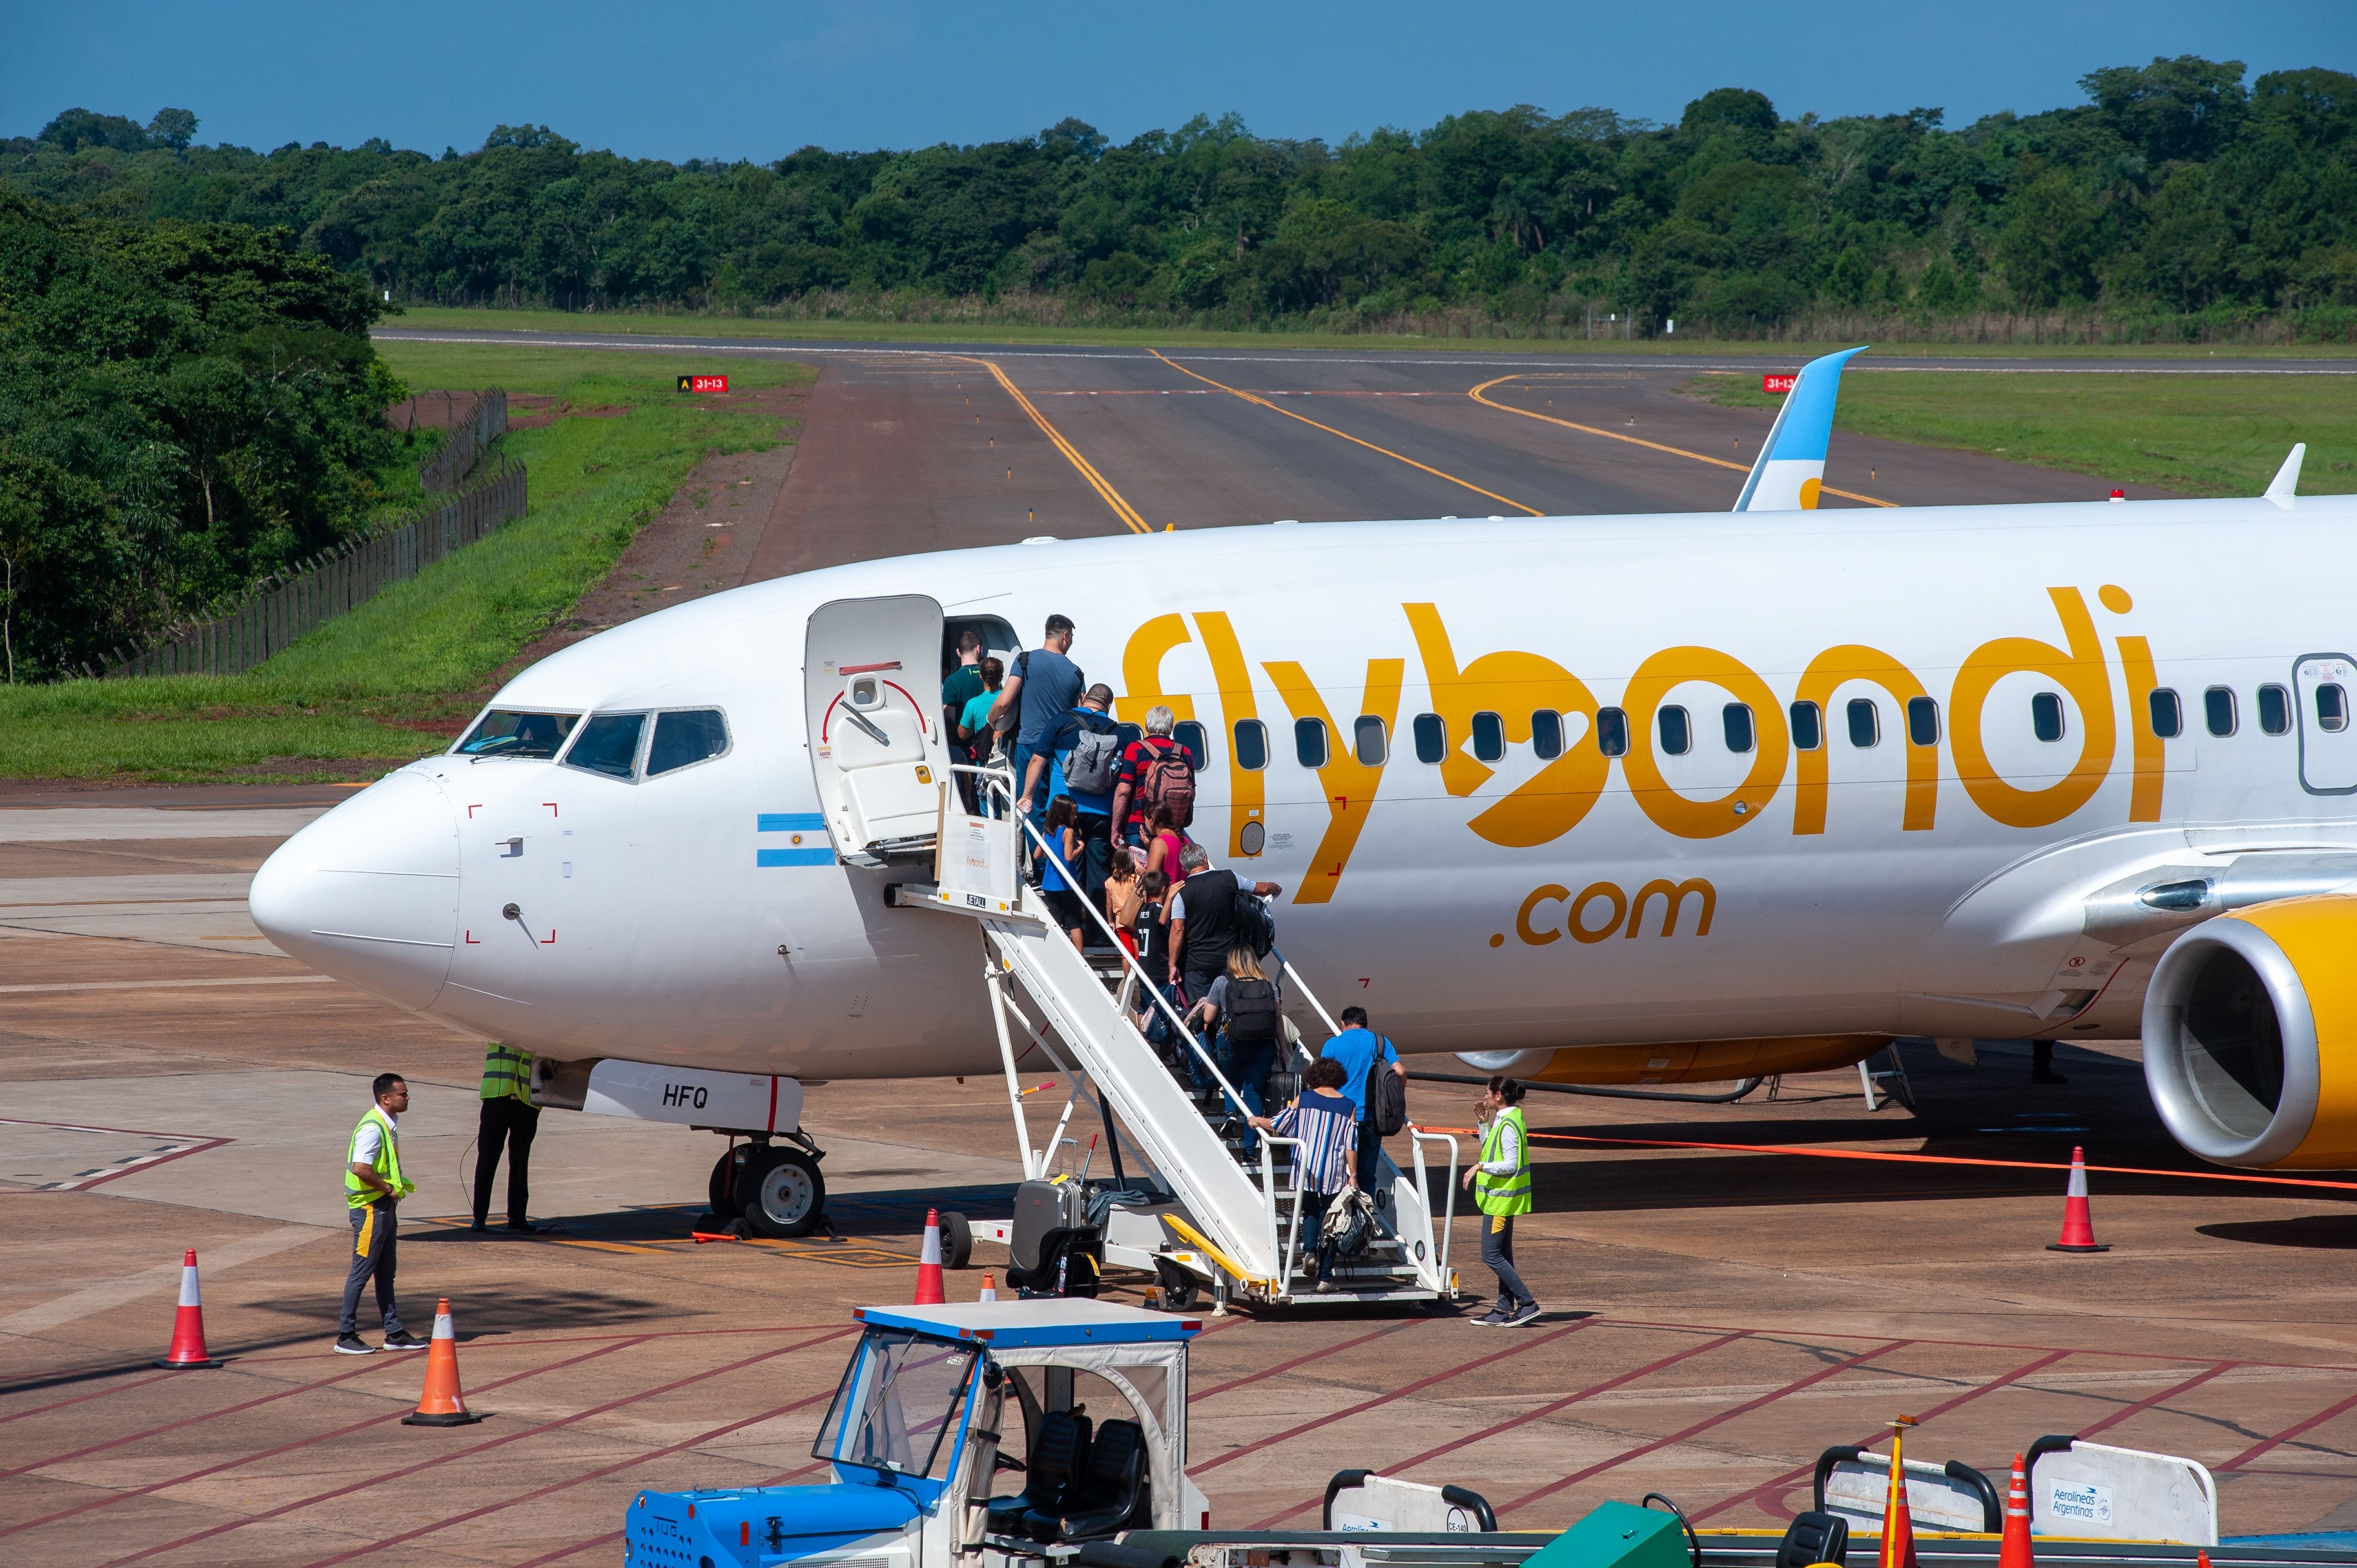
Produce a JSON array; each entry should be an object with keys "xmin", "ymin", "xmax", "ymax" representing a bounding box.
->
[
  {"xmin": 1294, "ymin": 718, "xmax": 1328, "ymax": 768},
  {"xmin": 2030, "ymin": 692, "xmax": 2065, "ymax": 743},
  {"xmin": 563, "ymin": 713, "xmax": 645, "ymax": 779},
  {"xmin": 1116, "ymin": 723, "xmax": 1143, "ymax": 747},
  {"xmin": 1531, "ymin": 710, "xmax": 1564, "ymax": 760},
  {"xmin": 646, "ymin": 709, "xmax": 729, "ymax": 776},
  {"xmin": 2205, "ymin": 686, "xmax": 2237, "ymax": 736},
  {"xmin": 1412, "ymin": 713, "xmax": 1447, "ymax": 764},
  {"xmin": 2149, "ymin": 688, "xmax": 2183, "ymax": 739},
  {"xmin": 456, "ymin": 709, "xmax": 579, "ymax": 759},
  {"xmin": 2320, "ymin": 684, "xmax": 2350, "ymax": 734},
  {"xmin": 1174, "ymin": 720, "xmax": 1208, "ymax": 767},
  {"xmin": 1470, "ymin": 711, "xmax": 1505, "ymax": 763},
  {"xmin": 1596, "ymin": 708, "xmax": 1630, "ymax": 759},
  {"xmin": 1352, "ymin": 715, "xmax": 1388, "ymax": 766},
  {"xmin": 1790, "ymin": 700, "xmax": 1823, "ymax": 752},
  {"xmin": 1233, "ymin": 719, "xmax": 1268, "ymax": 771},
  {"xmin": 1907, "ymin": 697, "xmax": 1939, "ymax": 746},
  {"xmin": 1846, "ymin": 698, "xmax": 1880, "ymax": 747},
  {"xmin": 1722, "ymin": 703, "xmax": 1754, "ymax": 754},
  {"xmin": 1658, "ymin": 705, "xmax": 1691, "ymax": 756},
  {"xmin": 2259, "ymin": 684, "xmax": 2292, "ymax": 735}
]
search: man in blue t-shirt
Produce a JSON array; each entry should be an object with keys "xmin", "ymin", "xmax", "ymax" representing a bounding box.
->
[
  {"xmin": 989, "ymin": 613, "xmax": 1084, "ymax": 823},
  {"xmin": 1054, "ymin": 684, "xmax": 1121, "ymax": 899},
  {"xmin": 1319, "ymin": 1006, "xmax": 1402, "ymax": 1188}
]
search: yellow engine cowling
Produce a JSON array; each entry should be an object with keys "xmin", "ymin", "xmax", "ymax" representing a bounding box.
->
[{"xmin": 2144, "ymin": 893, "xmax": 2357, "ymax": 1169}]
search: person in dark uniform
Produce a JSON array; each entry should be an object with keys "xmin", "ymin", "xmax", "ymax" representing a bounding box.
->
[{"xmin": 472, "ymin": 1043, "xmax": 559, "ymax": 1233}]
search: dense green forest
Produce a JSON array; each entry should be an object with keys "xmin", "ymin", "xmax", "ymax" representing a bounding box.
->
[
  {"xmin": 8, "ymin": 58, "xmax": 2354, "ymax": 339},
  {"xmin": 0, "ymin": 186, "xmax": 412, "ymax": 680}
]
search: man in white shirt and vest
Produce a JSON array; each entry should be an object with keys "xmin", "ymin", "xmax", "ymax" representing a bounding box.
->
[
  {"xmin": 472, "ymin": 1042, "xmax": 557, "ymax": 1233},
  {"xmin": 338, "ymin": 1072, "xmax": 428, "ymax": 1354}
]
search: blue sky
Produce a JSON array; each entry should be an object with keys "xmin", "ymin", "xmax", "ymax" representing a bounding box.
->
[{"xmin": 6, "ymin": 1, "xmax": 2349, "ymax": 162}]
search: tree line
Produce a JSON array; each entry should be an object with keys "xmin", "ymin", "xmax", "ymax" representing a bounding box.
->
[{"xmin": 6, "ymin": 55, "xmax": 2354, "ymax": 339}]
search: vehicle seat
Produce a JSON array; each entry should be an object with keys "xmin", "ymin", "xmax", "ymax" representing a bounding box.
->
[
  {"xmin": 1028, "ymin": 1418, "xmax": 1148, "ymax": 1540},
  {"xmin": 1777, "ymin": 1510, "xmax": 1849, "ymax": 1568},
  {"xmin": 985, "ymin": 1411, "xmax": 1090, "ymax": 1536}
]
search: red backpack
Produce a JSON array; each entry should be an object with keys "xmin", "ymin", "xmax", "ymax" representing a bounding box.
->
[{"xmin": 1135, "ymin": 740, "xmax": 1196, "ymax": 829}]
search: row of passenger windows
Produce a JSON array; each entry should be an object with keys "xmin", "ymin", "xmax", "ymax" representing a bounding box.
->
[
  {"xmin": 1212, "ymin": 682, "xmax": 2342, "ymax": 770},
  {"xmin": 456, "ymin": 707, "xmax": 732, "ymax": 781}
]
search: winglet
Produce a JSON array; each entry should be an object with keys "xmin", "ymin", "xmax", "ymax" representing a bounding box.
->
[
  {"xmin": 1734, "ymin": 345, "xmax": 1867, "ymax": 512},
  {"xmin": 2265, "ymin": 443, "xmax": 2305, "ymax": 508}
]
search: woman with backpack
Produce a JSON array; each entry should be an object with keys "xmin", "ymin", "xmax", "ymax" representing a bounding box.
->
[
  {"xmin": 1249, "ymin": 1056, "xmax": 1358, "ymax": 1293},
  {"xmin": 1461, "ymin": 1075, "xmax": 1541, "ymax": 1327},
  {"xmin": 1188, "ymin": 945, "xmax": 1282, "ymax": 1129}
]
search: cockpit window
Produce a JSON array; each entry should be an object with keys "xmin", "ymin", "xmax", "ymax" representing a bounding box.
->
[
  {"xmin": 647, "ymin": 710, "xmax": 730, "ymax": 776},
  {"xmin": 563, "ymin": 713, "xmax": 646, "ymax": 779},
  {"xmin": 455, "ymin": 710, "xmax": 579, "ymax": 759}
]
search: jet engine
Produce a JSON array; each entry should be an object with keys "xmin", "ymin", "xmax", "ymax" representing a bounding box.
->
[{"xmin": 2143, "ymin": 894, "xmax": 2357, "ymax": 1169}]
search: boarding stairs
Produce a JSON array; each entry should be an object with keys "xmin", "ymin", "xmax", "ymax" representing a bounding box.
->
[{"xmin": 888, "ymin": 768, "xmax": 1456, "ymax": 1308}]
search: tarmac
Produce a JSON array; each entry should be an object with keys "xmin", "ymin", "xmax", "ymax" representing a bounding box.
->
[{"xmin": 9, "ymin": 337, "xmax": 2357, "ymax": 1564}]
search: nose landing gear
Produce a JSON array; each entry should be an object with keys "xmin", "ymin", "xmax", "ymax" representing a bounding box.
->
[{"xmin": 706, "ymin": 1135, "xmax": 828, "ymax": 1239}]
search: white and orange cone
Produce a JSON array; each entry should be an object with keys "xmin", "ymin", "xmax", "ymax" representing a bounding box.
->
[
  {"xmin": 401, "ymin": 1299, "xmax": 485, "ymax": 1426},
  {"xmin": 1879, "ymin": 1417, "xmax": 1919, "ymax": 1568},
  {"xmin": 155, "ymin": 1249, "xmax": 223, "ymax": 1369},
  {"xmin": 977, "ymin": 1270, "xmax": 998, "ymax": 1303},
  {"xmin": 1999, "ymin": 1452, "xmax": 2035, "ymax": 1568},
  {"xmin": 913, "ymin": 1209, "xmax": 946, "ymax": 1305},
  {"xmin": 2047, "ymin": 1146, "xmax": 2111, "ymax": 1253}
]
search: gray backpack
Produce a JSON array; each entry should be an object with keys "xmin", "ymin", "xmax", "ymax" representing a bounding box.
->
[{"xmin": 1064, "ymin": 717, "xmax": 1122, "ymax": 793}]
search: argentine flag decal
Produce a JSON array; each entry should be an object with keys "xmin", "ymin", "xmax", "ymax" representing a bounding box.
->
[{"xmin": 1733, "ymin": 345, "xmax": 1866, "ymax": 512}]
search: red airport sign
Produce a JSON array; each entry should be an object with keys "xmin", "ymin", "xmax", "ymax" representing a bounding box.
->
[
  {"xmin": 677, "ymin": 374, "xmax": 729, "ymax": 393},
  {"xmin": 1762, "ymin": 374, "xmax": 1797, "ymax": 394}
]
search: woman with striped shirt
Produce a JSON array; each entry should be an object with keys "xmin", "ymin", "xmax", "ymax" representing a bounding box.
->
[{"xmin": 1252, "ymin": 1057, "xmax": 1358, "ymax": 1292}]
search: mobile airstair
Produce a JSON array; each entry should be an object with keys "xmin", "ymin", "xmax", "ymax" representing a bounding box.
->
[{"xmin": 887, "ymin": 767, "xmax": 1458, "ymax": 1309}]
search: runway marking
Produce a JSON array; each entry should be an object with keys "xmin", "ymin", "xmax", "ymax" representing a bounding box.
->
[
  {"xmin": 938, "ymin": 354, "xmax": 1152, "ymax": 533},
  {"xmin": 1150, "ymin": 349, "xmax": 1544, "ymax": 515},
  {"xmin": 0, "ymin": 974, "xmax": 332, "ymax": 994},
  {"xmin": 2075, "ymin": 1360, "xmax": 2240, "ymax": 1442},
  {"xmin": 0, "ymin": 1114, "xmax": 236, "ymax": 1191},
  {"xmin": 2219, "ymin": 1381, "xmax": 2357, "ymax": 1471},
  {"xmin": 0, "ymin": 1354, "xmax": 394, "ymax": 1480},
  {"xmin": 0, "ymin": 1223, "xmax": 322, "ymax": 1338},
  {"xmin": 1193, "ymin": 1320, "xmax": 1421, "ymax": 1402},
  {"xmin": 1469, "ymin": 373, "xmax": 1897, "ymax": 508}
]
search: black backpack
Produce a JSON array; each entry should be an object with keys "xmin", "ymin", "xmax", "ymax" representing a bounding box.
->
[
  {"xmin": 1367, "ymin": 1045, "xmax": 1408, "ymax": 1136},
  {"xmin": 1233, "ymin": 889, "xmax": 1276, "ymax": 957},
  {"xmin": 1223, "ymin": 977, "xmax": 1279, "ymax": 1047}
]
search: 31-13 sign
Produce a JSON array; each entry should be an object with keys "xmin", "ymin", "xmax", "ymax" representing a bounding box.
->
[
  {"xmin": 1762, "ymin": 373, "xmax": 1797, "ymax": 394},
  {"xmin": 677, "ymin": 374, "xmax": 729, "ymax": 393}
]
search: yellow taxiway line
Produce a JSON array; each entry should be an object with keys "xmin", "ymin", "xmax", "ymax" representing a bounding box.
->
[
  {"xmin": 944, "ymin": 353, "xmax": 1152, "ymax": 533},
  {"xmin": 1467, "ymin": 373, "xmax": 1896, "ymax": 508},
  {"xmin": 1150, "ymin": 349, "xmax": 1543, "ymax": 517}
]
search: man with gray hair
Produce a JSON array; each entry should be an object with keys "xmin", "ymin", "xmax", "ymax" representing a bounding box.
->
[
  {"xmin": 1168, "ymin": 840, "xmax": 1282, "ymax": 1004},
  {"xmin": 1111, "ymin": 703, "xmax": 1194, "ymax": 848}
]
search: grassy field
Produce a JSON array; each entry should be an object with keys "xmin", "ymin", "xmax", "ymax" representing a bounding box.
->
[
  {"xmin": 0, "ymin": 352, "xmax": 810, "ymax": 782},
  {"xmin": 1692, "ymin": 370, "xmax": 2357, "ymax": 497},
  {"xmin": 385, "ymin": 304, "xmax": 2357, "ymax": 360}
]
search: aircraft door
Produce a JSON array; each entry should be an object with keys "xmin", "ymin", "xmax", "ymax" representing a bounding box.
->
[
  {"xmin": 805, "ymin": 595, "xmax": 953, "ymax": 864},
  {"xmin": 2295, "ymin": 654, "xmax": 2357, "ymax": 795}
]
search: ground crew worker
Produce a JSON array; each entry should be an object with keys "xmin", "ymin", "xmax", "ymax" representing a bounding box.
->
[
  {"xmin": 1461, "ymin": 1075, "xmax": 1541, "ymax": 1327},
  {"xmin": 472, "ymin": 1041, "xmax": 556, "ymax": 1233},
  {"xmin": 338, "ymin": 1072, "xmax": 426, "ymax": 1354}
]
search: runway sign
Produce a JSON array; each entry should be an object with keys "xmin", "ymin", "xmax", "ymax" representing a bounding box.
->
[
  {"xmin": 677, "ymin": 374, "xmax": 729, "ymax": 393},
  {"xmin": 1763, "ymin": 373, "xmax": 1797, "ymax": 393}
]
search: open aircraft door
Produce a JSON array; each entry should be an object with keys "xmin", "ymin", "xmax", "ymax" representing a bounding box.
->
[
  {"xmin": 2296, "ymin": 654, "xmax": 2357, "ymax": 795},
  {"xmin": 805, "ymin": 595, "xmax": 951, "ymax": 865}
]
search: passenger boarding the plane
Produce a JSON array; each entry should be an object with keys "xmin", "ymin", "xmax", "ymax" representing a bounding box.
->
[
  {"xmin": 989, "ymin": 612, "xmax": 1084, "ymax": 824},
  {"xmin": 1186, "ymin": 945, "xmax": 1284, "ymax": 1124},
  {"xmin": 1033, "ymin": 797, "xmax": 1089, "ymax": 950},
  {"xmin": 1167, "ymin": 843, "xmax": 1282, "ymax": 1004},
  {"xmin": 1110, "ymin": 705, "xmax": 1195, "ymax": 849},
  {"xmin": 1250, "ymin": 1057, "xmax": 1359, "ymax": 1292}
]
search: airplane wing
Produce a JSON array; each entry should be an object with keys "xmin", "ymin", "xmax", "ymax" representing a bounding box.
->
[{"xmin": 1732, "ymin": 344, "xmax": 1867, "ymax": 512}]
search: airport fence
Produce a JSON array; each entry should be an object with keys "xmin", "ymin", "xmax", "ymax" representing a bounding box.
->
[
  {"xmin": 98, "ymin": 456, "xmax": 529, "ymax": 680},
  {"xmin": 414, "ymin": 388, "xmax": 508, "ymax": 492}
]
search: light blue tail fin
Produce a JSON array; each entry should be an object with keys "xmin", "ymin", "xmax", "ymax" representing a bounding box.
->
[{"xmin": 1733, "ymin": 345, "xmax": 1866, "ymax": 512}]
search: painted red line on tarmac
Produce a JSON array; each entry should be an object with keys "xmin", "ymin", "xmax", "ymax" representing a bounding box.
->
[
  {"xmin": 2217, "ymin": 1379, "xmax": 2357, "ymax": 1472},
  {"xmin": 1602, "ymin": 1317, "xmax": 2355, "ymax": 1373},
  {"xmin": 1253, "ymin": 1328, "xmax": 1752, "ymax": 1528},
  {"xmin": 0, "ymin": 1369, "xmax": 176, "ymax": 1424},
  {"xmin": 7, "ymin": 1335, "xmax": 651, "ymax": 1543},
  {"xmin": 1496, "ymin": 1338, "xmax": 1913, "ymax": 1520},
  {"xmin": 1192, "ymin": 1320, "xmax": 1418, "ymax": 1402},
  {"xmin": 94, "ymin": 1328, "xmax": 856, "ymax": 1568},
  {"xmin": 1689, "ymin": 1348, "xmax": 2073, "ymax": 1524},
  {"xmin": 0, "ymin": 1355, "xmax": 393, "ymax": 1479},
  {"xmin": 234, "ymin": 1319, "xmax": 854, "ymax": 1364},
  {"xmin": 1200, "ymin": 1319, "xmax": 1597, "ymax": 1474},
  {"xmin": 2075, "ymin": 1361, "xmax": 2237, "ymax": 1442}
]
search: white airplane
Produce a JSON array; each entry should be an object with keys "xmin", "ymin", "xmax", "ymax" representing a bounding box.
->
[{"xmin": 251, "ymin": 346, "xmax": 2353, "ymax": 1253}]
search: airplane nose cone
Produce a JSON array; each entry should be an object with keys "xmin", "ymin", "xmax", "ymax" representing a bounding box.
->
[{"xmin": 250, "ymin": 770, "xmax": 459, "ymax": 1011}]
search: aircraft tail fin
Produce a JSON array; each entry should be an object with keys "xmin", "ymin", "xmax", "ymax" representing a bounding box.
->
[
  {"xmin": 1733, "ymin": 345, "xmax": 1867, "ymax": 512},
  {"xmin": 2266, "ymin": 443, "xmax": 2305, "ymax": 507}
]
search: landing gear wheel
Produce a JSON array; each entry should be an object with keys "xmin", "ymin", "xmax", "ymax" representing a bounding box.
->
[
  {"xmin": 939, "ymin": 1210, "xmax": 974, "ymax": 1270},
  {"xmin": 707, "ymin": 1147, "xmax": 746, "ymax": 1221},
  {"xmin": 1154, "ymin": 1258, "xmax": 1200, "ymax": 1312},
  {"xmin": 740, "ymin": 1147, "xmax": 826, "ymax": 1239}
]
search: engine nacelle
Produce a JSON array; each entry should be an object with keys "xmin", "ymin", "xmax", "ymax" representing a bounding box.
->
[{"xmin": 2144, "ymin": 894, "xmax": 2357, "ymax": 1169}]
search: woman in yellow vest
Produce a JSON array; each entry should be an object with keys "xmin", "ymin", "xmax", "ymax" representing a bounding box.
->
[
  {"xmin": 338, "ymin": 1073, "xmax": 426, "ymax": 1354},
  {"xmin": 1460, "ymin": 1075, "xmax": 1540, "ymax": 1327}
]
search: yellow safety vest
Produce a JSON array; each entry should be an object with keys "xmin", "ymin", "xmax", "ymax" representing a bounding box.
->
[
  {"xmin": 344, "ymin": 1105, "xmax": 412, "ymax": 1208},
  {"xmin": 480, "ymin": 1042, "xmax": 534, "ymax": 1103},
  {"xmin": 1473, "ymin": 1106, "xmax": 1532, "ymax": 1216}
]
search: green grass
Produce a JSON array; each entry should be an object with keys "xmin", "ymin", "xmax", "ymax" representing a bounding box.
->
[
  {"xmin": 0, "ymin": 355, "xmax": 809, "ymax": 782},
  {"xmin": 386, "ymin": 303, "xmax": 2357, "ymax": 359},
  {"xmin": 1690, "ymin": 371, "xmax": 2357, "ymax": 497}
]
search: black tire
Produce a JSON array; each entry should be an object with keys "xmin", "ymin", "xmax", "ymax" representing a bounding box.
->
[
  {"xmin": 740, "ymin": 1147, "xmax": 826, "ymax": 1239},
  {"xmin": 707, "ymin": 1147, "xmax": 745, "ymax": 1220},
  {"xmin": 1153, "ymin": 1258, "xmax": 1200, "ymax": 1312},
  {"xmin": 940, "ymin": 1210, "xmax": 974, "ymax": 1270}
]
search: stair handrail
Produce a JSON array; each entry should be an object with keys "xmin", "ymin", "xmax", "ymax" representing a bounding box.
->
[
  {"xmin": 1187, "ymin": 845, "xmax": 1341, "ymax": 1039},
  {"xmin": 1259, "ymin": 1131, "xmax": 1308, "ymax": 1281},
  {"xmin": 1408, "ymin": 1128, "xmax": 1462, "ymax": 1286}
]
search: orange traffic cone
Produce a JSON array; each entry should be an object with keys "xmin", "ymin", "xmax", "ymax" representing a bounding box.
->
[
  {"xmin": 155, "ymin": 1249, "xmax": 223, "ymax": 1369},
  {"xmin": 914, "ymin": 1209, "xmax": 946, "ymax": 1305},
  {"xmin": 977, "ymin": 1271, "xmax": 998, "ymax": 1303},
  {"xmin": 1999, "ymin": 1453, "xmax": 2035, "ymax": 1568},
  {"xmin": 1880, "ymin": 1417, "xmax": 1919, "ymax": 1568},
  {"xmin": 2047, "ymin": 1146, "xmax": 2111, "ymax": 1252},
  {"xmin": 402, "ymin": 1299, "xmax": 485, "ymax": 1426}
]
